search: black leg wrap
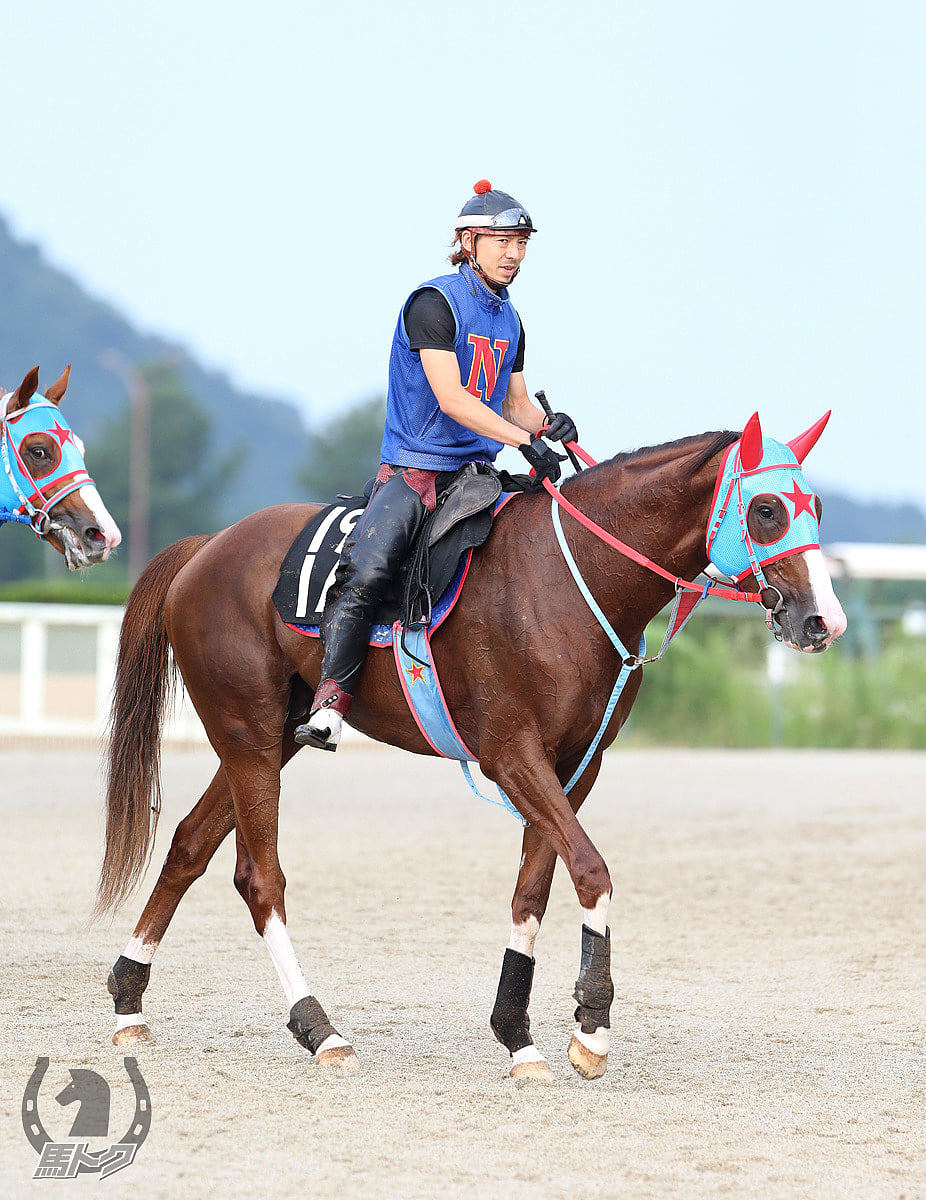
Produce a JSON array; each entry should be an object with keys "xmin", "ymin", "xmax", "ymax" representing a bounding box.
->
[
  {"xmin": 107, "ymin": 956, "xmax": 151, "ymax": 1015},
  {"xmin": 490, "ymin": 948, "xmax": 535, "ymax": 1054},
  {"xmin": 287, "ymin": 996, "xmax": 339, "ymax": 1055},
  {"xmin": 573, "ymin": 925, "xmax": 614, "ymax": 1034}
]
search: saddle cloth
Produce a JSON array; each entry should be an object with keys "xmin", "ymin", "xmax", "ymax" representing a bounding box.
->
[{"xmin": 273, "ymin": 484, "xmax": 517, "ymax": 645}]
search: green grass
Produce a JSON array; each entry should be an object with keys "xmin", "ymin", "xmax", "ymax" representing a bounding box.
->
[{"xmin": 622, "ymin": 615, "xmax": 926, "ymax": 749}]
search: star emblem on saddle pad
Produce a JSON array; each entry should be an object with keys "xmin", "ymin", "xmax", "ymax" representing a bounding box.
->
[
  {"xmin": 405, "ymin": 663, "xmax": 425, "ymax": 684},
  {"xmin": 781, "ymin": 477, "xmax": 815, "ymax": 518},
  {"xmin": 50, "ymin": 420, "xmax": 74, "ymax": 448}
]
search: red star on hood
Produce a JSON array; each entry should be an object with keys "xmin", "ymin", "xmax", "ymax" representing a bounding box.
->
[
  {"xmin": 50, "ymin": 420, "xmax": 74, "ymax": 448},
  {"xmin": 782, "ymin": 477, "xmax": 815, "ymax": 518},
  {"xmin": 406, "ymin": 663, "xmax": 425, "ymax": 684}
]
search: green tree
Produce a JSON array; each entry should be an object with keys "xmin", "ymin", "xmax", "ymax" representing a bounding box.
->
[
  {"xmin": 88, "ymin": 362, "xmax": 243, "ymax": 567},
  {"xmin": 299, "ymin": 395, "xmax": 386, "ymax": 501}
]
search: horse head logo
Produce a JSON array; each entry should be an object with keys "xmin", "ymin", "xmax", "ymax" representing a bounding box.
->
[
  {"xmin": 22, "ymin": 1057, "xmax": 150, "ymax": 1156},
  {"xmin": 55, "ymin": 1069, "xmax": 111, "ymax": 1138}
]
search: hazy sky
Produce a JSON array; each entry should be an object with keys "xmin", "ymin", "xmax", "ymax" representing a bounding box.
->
[{"xmin": 3, "ymin": 2, "xmax": 925, "ymax": 510}]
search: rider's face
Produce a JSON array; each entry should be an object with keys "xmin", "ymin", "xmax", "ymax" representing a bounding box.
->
[{"xmin": 464, "ymin": 231, "xmax": 530, "ymax": 286}]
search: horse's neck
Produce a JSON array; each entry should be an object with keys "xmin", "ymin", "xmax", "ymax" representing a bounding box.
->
[{"xmin": 560, "ymin": 444, "xmax": 721, "ymax": 624}]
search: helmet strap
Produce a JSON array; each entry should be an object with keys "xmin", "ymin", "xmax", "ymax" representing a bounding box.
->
[{"xmin": 466, "ymin": 233, "xmax": 515, "ymax": 292}]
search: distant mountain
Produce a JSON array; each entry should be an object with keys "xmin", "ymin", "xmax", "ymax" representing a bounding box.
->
[
  {"xmin": 0, "ymin": 214, "xmax": 311, "ymax": 521},
  {"xmin": 820, "ymin": 492, "xmax": 926, "ymax": 545},
  {"xmin": 1, "ymin": 213, "xmax": 924, "ymax": 546}
]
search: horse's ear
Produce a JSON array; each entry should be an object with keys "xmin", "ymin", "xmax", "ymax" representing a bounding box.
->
[
  {"xmin": 5, "ymin": 366, "xmax": 40, "ymax": 415},
  {"xmin": 739, "ymin": 411, "xmax": 764, "ymax": 471},
  {"xmin": 787, "ymin": 410, "xmax": 831, "ymax": 463},
  {"xmin": 44, "ymin": 364, "xmax": 71, "ymax": 404}
]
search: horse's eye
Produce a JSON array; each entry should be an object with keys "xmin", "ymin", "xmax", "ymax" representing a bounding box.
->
[
  {"xmin": 758, "ymin": 504, "xmax": 774, "ymax": 520},
  {"xmin": 29, "ymin": 446, "xmax": 48, "ymax": 460}
]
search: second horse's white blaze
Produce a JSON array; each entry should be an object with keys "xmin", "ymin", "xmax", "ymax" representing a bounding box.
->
[{"xmin": 78, "ymin": 484, "xmax": 121, "ymax": 552}]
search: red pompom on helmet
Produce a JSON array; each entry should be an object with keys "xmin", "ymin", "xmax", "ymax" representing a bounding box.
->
[{"xmin": 455, "ymin": 181, "xmax": 536, "ymax": 233}]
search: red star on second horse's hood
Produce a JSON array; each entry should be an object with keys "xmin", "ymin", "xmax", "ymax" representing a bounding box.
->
[
  {"xmin": 406, "ymin": 663, "xmax": 425, "ymax": 684},
  {"xmin": 782, "ymin": 477, "xmax": 815, "ymax": 518},
  {"xmin": 50, "ymin": 420, "xmax": 74, "ymax": 448}
]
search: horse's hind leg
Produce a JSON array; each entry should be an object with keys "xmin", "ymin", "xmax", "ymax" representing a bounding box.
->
[
  {"xmin": 224, "ymin": 740, "xmax": 359, "ymax": 1072},
  {"xmin": 108, "ymin": 765, "xmax": 236, "ymax": 1044}
]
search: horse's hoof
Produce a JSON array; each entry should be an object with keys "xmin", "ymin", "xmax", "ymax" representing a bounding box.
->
[
  {"xmin": 568, "ymin": 1034, "xmax": 607, "ymax": 1079},
  {"xmin": 510, "ymin": 1059, "xmax": 554, "ymax": 1083},
  {"xmin": 317, "ymin": 1045, "xmax": 360, "ymax": 1072},
  {"xmin": 112, "ymin": 1023, "xmax": 153, "ymax": 1047}
]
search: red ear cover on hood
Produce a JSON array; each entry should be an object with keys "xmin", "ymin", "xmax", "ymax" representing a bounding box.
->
[
  {"xmin": 739, "ymin": 412, "xmax": 764, "ymax": 471},
  {"xmin": 787, "ymin": 410, "xmax": 831, "ymax": 463}
]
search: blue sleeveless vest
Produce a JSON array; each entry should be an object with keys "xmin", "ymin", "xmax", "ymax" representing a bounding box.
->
[{"xmin": 380, "ymin": 263, "xmax": 523, "ymax": 471}]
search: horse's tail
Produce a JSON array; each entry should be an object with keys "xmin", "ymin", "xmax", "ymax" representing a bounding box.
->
[{"xmin": 93, "ymin": 534, "xmax": 214, "ymax": 920}]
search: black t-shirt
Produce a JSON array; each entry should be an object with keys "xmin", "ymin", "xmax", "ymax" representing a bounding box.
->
[{"xmin": 404, "ymin": 288, "xmax": 526, "ymax": 374}]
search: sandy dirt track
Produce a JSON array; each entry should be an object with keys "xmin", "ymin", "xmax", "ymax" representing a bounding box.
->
[{"xmin": 0, "ymin": 746, "xmax": 923, "ymax": 1199}]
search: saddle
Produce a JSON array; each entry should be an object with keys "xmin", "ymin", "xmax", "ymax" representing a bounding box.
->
[{"xmin": 273, "ymin": 462, "xmax": 512, "ymax": 638}]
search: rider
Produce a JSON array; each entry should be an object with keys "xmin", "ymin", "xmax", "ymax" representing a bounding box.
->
[{"xmin": 294, "ymin": 180, "xmax": 579, "ymax": 750}]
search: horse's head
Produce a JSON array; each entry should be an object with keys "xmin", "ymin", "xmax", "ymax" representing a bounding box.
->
[
  {"xmin": 0, "ymin": 366, "xmax": 121, "ymax": 569},
  {"xmin": 706, "ymin": 412, "xmax": 847, "ymax": 652}
]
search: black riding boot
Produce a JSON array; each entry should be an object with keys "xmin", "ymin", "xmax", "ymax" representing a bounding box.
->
[{"xmin": 294, "ymin": 469, "xmax": 432, "ymax": 749}]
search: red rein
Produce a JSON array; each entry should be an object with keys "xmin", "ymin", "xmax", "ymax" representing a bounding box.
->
[{"xmin": 541, "ymin": 441, "xmax": 763, "ymax": 606}]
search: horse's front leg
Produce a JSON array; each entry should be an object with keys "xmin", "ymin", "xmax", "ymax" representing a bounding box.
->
[
  {"xmin": 485, "ymin": 743, "xmax": 613, "ymax": 1081},
  {"xmin": 223, "ymin": 737, "xmax": 359, "ymax": 1072}
]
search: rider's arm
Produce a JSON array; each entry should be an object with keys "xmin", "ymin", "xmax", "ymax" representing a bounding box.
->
[
  {"xmin": 502, "ymin": 371, "xmax": 547, "ymax": 438},
  {"xmin": 420, "ymin": 350, "xmax": 537, "ymax": 447}
]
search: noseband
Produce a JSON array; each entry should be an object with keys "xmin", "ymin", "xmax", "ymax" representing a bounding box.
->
[{"xmin": 0, "ymin": 392, "xmax": 95, "ymax": 539}]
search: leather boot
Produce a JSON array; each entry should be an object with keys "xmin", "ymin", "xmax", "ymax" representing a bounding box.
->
[{"xmin": 294, "ymin": 679, "xmax": 352, "ymax": 751}]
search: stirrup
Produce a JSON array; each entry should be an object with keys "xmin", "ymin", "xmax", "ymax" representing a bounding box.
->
[{"xmin": 294, "ymin": 709, "xmax": 343, "ymax": 751}]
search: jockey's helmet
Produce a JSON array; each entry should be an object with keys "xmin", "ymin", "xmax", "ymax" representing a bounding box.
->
[{"xmin": 455, "ymin": 180, "xmax": 536, "ymax": 234}]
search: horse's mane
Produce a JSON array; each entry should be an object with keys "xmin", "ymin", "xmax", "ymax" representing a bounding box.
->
[{"xmin": 563, "ymin": 430, "xmax": 740, "ymax": 495}]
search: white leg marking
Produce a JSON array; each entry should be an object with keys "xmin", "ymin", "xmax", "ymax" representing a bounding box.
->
[
  {"xmin": 512, "ymin": 1045, "xmax": 547, "ymax": 1066},
  {"xmin": 122, "ymin": 935, "xmax": 157, "ymax": 965},
  {"xmin": 316, "ymin": 1032, "xmax": 351, "ymax": 1053},
  {"xmin": 508, "ymin": 916, "xmax": 540, "ymax": 956},
  {"xmin": 803, "ymin": 548, "xmax": 847, "ymax": 641},
  {"xmin": 262, "ymin": 911, "xmax": 311, "ymax": 1009},
  {"xmin": 582, "ymin": 893, "xmax": 610, "ymax": 936},
  {"xmin": 573, "ymin": 1024, "xmax": 610, "ymax": 1056},
  {"xmin": 115, "ymin": 1012, "xmax": 146, "ymax": 1031},
  {"xmin": 78, "ymin": 484, "xmax": 122, "ymax": 550}
]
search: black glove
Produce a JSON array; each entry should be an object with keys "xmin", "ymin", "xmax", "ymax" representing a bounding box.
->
[
  {"xmin": 519, "ymin": 437, "xmax": 566, "ymax": 485},
  {"xmin": 543, "ymin": 411, "xmax": 578, "ymax": 444}
]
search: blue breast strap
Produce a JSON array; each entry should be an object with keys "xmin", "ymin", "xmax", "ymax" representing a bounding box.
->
[{"xmin": 551, "ymin": 500, "xmax": 646, "ymax": 793}]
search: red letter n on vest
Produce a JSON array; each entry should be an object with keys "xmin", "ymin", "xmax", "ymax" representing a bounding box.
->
[{"xmin": 464, "ymin": 335, "xmax": 510, "ymax": 401}]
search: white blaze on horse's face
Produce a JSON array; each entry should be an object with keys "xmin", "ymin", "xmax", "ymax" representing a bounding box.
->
[
  {"xmin": 77, "ymin": 484, "xmax": 122, "ymax": 554},
  {"xmin": 798, "ymin": 549, "xmax": 847, "ymax": 649}
]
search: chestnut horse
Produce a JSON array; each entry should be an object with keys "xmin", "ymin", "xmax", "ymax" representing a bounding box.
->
[
  {"xmin": 96, "ymin": 414, "xmax": 845, "ymax": 1081},
  {"xmin": 0, "ymin": 366, "xmax": 121, "ymax": 567}
]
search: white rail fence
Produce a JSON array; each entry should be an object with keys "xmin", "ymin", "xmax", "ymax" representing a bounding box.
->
[
  {"xmin": 0, "ymin": 546, "xmax": 920, "ymax": 743},
  {"xmin": 0, "ymin": 602, "xmax": 206, "ymax": 742}
]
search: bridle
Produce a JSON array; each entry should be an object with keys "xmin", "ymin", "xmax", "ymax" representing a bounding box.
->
[
  {"xmin": 539, "ymin": 439, "xmax": 770, "ymax": 605},
  {"xmin": 0, "ymin": 390, "xmax": 94, "ymax": 540}
]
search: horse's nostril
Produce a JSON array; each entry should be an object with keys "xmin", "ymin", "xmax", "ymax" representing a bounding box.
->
[
  {"xmin": 804, "ymin": 614, "xmax": 828, "ymax": 642},
  {"xmin": 85, "ymin": 527, "xmax": 105, "ymax": 543}
]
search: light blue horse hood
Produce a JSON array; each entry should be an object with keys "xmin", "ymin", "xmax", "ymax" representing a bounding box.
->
[{"xmin": 706, "ymin": 413, "xmax": 828, "ymax": 583}]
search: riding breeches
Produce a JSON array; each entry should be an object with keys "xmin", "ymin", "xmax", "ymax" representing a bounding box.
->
[{"xmin": 318, "ymin": 465, "xmax": 448, "ymax": 696}]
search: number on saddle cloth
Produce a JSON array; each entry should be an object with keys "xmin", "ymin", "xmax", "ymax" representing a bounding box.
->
[{"xmin": 272, "ymin": 465, "xmax": 509, "ymax": 640}]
